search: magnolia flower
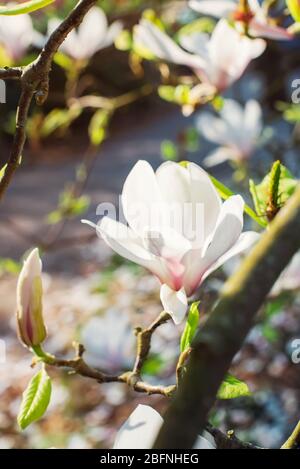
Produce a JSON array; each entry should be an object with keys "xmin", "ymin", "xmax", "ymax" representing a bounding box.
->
[
  {"xmin": 81, "ymin": 309, "xmax": 134, "ymax": 372},
  {"xmin": 113, "ymin": 405, "xmax": 216, "ymax": 449},
  {"xmin": 47, "ymin": 6, "xmax": 122, "ymax": 60},
  {"xmin": 0, "ymin": 12, "xmax": 34, "ymax": 62},
  {"xmin": 134, "ymin": 18, "xmax": 266, "ymax": 92},
  {"xmin": 189, "ymin": 0, "xmax": 293, "ymax": 40},
  {"xmin": 16, "ymin": 248, "xmax": 47, "ymax": 348},
  {"xmin": 83, "ymin": 161, "xmax": 259, "ymax": 324},
  {"xmin": 196, "ymin": 99, "xmax": 263, "ymax": 166}
]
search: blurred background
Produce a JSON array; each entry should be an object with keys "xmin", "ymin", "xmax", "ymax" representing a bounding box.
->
[{"xmin": 0, "ymin": 0, "xmax": 300, "ymax": 449}]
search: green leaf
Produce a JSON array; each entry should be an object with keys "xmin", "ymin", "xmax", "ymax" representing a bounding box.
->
[
  {"xmin": 18, "ymin": 367, "xmax": 52, "ymax": 430},
  {"xmin": 88, "ymin": 109, "xmax": 111, "ymax": 146},
  {"xmin": 217, "ymin": 374, "xmax": 251, "ymax": 400},
  {"xmin": 210, "ymin": 175, "xmax": 267, "ymax": 228},
  {"xmin": 161, "ymin": 140, "xmax": 178, "ymax": 161},
  {"xmin": 177, "ymin": 18, "xmax": 215, "ymax": 39},
  {"xmin": 0, "ymin": 0, "xmax": 54, "ymax": 15},
  {"xmin": 180, "ymin": 301, "xmax": 200, "ymax": 353}
]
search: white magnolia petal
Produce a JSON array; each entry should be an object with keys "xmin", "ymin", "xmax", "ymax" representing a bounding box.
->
[
  {"xmin": 113, "ymin": 405, "xmax": 163, "ymax": 449},
  {"xmin": 122, "ymin": 160, "xmax": 165, "ymax": 235},
  {"xmin": 209, "ymin": 20, "xmax": 266, "ymax": 89},
  {"xmin": 249, "ymin": 19, "xmax": 293, "ymax": 41},
  {"xmin": 0, "ymin": 13, "xmax": 34, "ymax": 60},
  {"xmin": 160, "ymin": 284, "xmax": 188, "ymax": 324},
  {"xmin": 194, "ymin": 433, "xmax": 216, "ymax": 449},
  {"xmin": 220, "ymin": 99, "xmax": 245, "ymax": 133},
  {"xmin": 156, "ymin": 162, "xmax": 221, "ymax": 245},
  {"xmin": 134, "ymin": 19, "xmax": 205, "ymax": 69},
  {"xmin": 82, "ymin": 218, "xmax": 173, "ymax": 285},
  {"xmin": 196, "ymin": 112, "xmax": 231, "ymax": 146},
  {"xmin": 203, "ymin": 147, "xmax": 237, "ymax": 166},
  {"xmin": 179, "ymin": 32, "xmax": 210, "ymax": 57},
  {"xmin": 202, "ymin": 231, "xmax": 260, "ymax": 281},
  {"xmin": 187, "ymin": 162, "xmax": 222, "ymax": 243},
  {"xmin": 103, "ymin": 21, "xmax": 123, "ymax": 48},
  {"xmin": 143, "ymin": 225, "xmax": 192, "ymax": 260},
  {"xmin": 203, "ymin": 195, "xmax": 244, "ymax": 260},
  {"xmin": 243, "ymin": 99, "xmax": 263, "ymax": 141},
  {"xmin": 78, "ymin": 7, "xmax": 108, "ymax": 53},
  {"xmin": 248, "ymin": 0, "xmax": 262, "ymax": 14},
  {"xmin": 189, "ymin": 0, "xmax": 237, "ymax": 18},
  {"xmin": 82, "ymin": 218, "xmax": 152, "ymax": 264}
]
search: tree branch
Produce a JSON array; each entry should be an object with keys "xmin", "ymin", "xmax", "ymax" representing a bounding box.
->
[
  {"xmin": 32, "ymin": 312, "xmax": 175, "ymax": 398},
  {"xmin": 0, "ymin": 67, "xmax": 23, "ymax": 79},
  {"xmin": 0, "ymin": 0, "xmax": 97, "ymax": 200},
  {"xmin": 154, "ymin": 183, "xmax": 300, "ymax": 449},
  {"xmin": 281, "ymin": 421, "xmax": 300, "ymax": 449}
]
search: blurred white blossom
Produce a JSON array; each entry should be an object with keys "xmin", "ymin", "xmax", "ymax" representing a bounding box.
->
[
  {"xmin": 134, "ymin": 18, "xmax": 266, "ymax": 92},
  {"xmin": 196, "ymin": 99, "xmax": 263, "ymax": 166},
  {"xmin": 47, "ymin": 7, "xmax": 122, "ymax": 60},
  {"xmin": 113, "ymin": 405, "xmax": 216, "ymax": 449},
  {"xmin": 81, "ymin": 308, "xmax": 134, "ymax": 372},
  {"xmin": 0, "ymin": 12, "xmax": 35, "ymax": 62},
  {"xmin": 189, "ymin": 0, "xmax": 293, "ymax": 40}
]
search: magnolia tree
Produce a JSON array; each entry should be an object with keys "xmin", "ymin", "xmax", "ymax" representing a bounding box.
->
[{"xmin": 1, "ymin": 0, "xmax": 300, "ymax": 450}]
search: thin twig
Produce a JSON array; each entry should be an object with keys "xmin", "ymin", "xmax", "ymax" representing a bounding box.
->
[
  {"xmin": 0, "ymin": 67, "xmax": 23, "ymax": 80},
  {"xmin": 0, "ymin": 0, "xmax": 97, "ymax": 201},
  {"xmin": 33, "ymin": 312, "xmax": 175, "ymax": 398}
]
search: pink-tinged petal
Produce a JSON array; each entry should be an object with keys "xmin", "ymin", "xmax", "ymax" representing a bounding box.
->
[
  {"xmin": 189, "ymin": 0, "xmax": 237, "ymax": 18},
  {"xmin": 122, "ymin": 160, "xmax": 165, "ymax": 236},
  {"xmin": 134, "ymin": 19, "xmax": 206, "ymax": 69},
  {"xmin": 113, "ymin": 405, "xmax": 163, "ymax": 449},
  {"xmin": 202, "ymin": 231, "xmax": 260, "ymax": 281},
  {"xmin": 249, "ymin": 19, "xmax": 293, "ymax": 41},
  {"xmin": 181, "ymin": 195, "xmax": 245, "ymax": 295},
  {"xmin": 160, "ymin": 284, "xmax": 188, "ymax": 324}
]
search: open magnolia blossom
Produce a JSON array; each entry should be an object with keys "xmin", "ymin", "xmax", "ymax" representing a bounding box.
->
[
  {"xmin": 134, "ymin": 18, "xmax": 266, "ymax": 92},
  {"xmin": 196, "ymin": 99, "xmax": 263, "ymax": 166},
  {"xmin": 47, "ymin": 6, "xmax": 122, "ymax": 61},
  {"xmin": 189, "ymin": 0, "xmax": 293, "ymax": 40},
  {"xmin": 83, "ymin": 160, "xmax": 259, "ymax": 324},
  {"xmin": 0, "ymin": 12, "xmax": 35, "ymax": 62},
  {"xmin": 113, "ymin": 405, "xmax": 216, "ymax": 449}
]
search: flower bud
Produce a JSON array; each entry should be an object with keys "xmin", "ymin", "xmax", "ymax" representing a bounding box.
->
[
  {"xmin": 16, "ymin": 248, "xmax": 47, "ymax": 348},
  {"xmin": 287, "ymin": 0, "xmax": 300, "ymax": 22}
]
